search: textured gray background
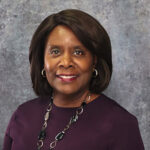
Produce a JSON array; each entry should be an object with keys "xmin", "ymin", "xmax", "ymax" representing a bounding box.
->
[{"xmin": 0, "ymin": 0, "xmax": 149, "ymax": 149}]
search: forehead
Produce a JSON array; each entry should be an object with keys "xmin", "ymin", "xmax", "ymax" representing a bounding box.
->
[
  {"xmin": 46, "ymin": 25, "xmax": 81, "ymax": 45},
  {"xmin": 50, "ymin": 25, "xmax": 73, "ymax": 36},
  {"xmin": 45, "ymin": 25, "xmax": 95, "ymax": 57}
]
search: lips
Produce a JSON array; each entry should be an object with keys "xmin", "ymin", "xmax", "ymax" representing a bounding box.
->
[{"xmin": 56, "ymin": 74, "xmax": 79, "ymax": 82}]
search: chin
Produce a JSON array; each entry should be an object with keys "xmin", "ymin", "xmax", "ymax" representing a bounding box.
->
[
  {"xmin": 59, "ymin": 89, "xmax": 78, "ymax": 95},
  {"xmin": 54, "ymin": 86, "xmax": 81, "ymax": 96}
]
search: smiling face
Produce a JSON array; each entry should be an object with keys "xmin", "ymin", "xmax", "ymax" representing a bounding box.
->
[{"xmin": 44, "ymin": 25, "xmax": 96, "ymax": 96}]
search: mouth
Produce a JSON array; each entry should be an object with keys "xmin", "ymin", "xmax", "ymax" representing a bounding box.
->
[{"xmin": 56, "ymin": 74, "xmax": 79, "ymax": 82}]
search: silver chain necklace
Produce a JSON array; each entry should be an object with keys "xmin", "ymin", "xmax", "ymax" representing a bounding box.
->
[{"xmin": 37, "ymin": 94, "xmax": 91, "ymax": 150}]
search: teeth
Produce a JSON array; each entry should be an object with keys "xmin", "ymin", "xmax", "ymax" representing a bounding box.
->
[{"xmin": 59, "ymin": 75, "xmax": 77, "ymax": 79}]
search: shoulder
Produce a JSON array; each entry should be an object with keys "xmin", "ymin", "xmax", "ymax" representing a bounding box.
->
[
  {"xmin": 5, "ymin": 96, "xmax": 50, "ymax": 138},
  {"xmin": 93, "ymin": 93, "xmax": 138, "ymax": 123},
  {"xmin": 14, "ymin": 96, "xmax": 50, "ymax": 116},
  {"xmin": 7, "ymin": 96, "xmax": 50, "ymax": 127},
  {"xmin": 93, "ymin": 94, "xmax": 139, "ymax": 136},
  {"xmin": 19, "ymin": 96, "xmax": 49, "ymax": 108}
]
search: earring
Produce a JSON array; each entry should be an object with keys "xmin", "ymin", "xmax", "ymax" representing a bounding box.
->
[
  {"xmin": 93, "ymin": 68, "xmax": 98, "ymax": 78},
  {"xmin": 41, "ymin": 68, "xmax": 46, "ymax": 78}
]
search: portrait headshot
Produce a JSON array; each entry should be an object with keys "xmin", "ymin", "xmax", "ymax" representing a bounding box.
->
[{"xmin": 0, "ymin": 1, "xmax": 149, "ymax": 150}]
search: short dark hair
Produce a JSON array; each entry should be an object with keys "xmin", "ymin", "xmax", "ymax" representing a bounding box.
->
[{"xmin": 29, "ymin": 9, "xmax": 112, "ymax": 96}]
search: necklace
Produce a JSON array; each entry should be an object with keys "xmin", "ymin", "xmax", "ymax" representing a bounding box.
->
[{"xmin": 37, "ymin": 94, "xmax": 91, "ymax": 150}]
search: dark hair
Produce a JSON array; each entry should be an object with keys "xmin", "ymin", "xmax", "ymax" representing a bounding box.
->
[{"xmin": 29, "ymin": 9, "xmax": 112, "ymax": 96}]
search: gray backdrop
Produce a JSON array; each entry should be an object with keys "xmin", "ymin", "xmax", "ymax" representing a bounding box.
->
[{"xmin": 0, "ymin": 0, "xmax": 149, "ymax": 149}]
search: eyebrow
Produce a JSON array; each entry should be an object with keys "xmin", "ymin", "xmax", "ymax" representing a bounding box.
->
[
  {"xmin": 73, "ymin": 46, "xmax": 84, "ymax": 49},
  {"xmin": 49, "ymin": 45, "xmax": 60, "ymax": 48},
  {"xmin": 48, "ymin": 44, "xmax": 85, "ymax": 49},
  {"xmin": 47, "ymin": 44, "xmax": 60, "ymax": 49}
]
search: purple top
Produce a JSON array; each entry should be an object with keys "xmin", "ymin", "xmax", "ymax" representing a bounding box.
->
[{"xmin": 3, "ymin": 93, "xmax": 145, "ymax": 150}]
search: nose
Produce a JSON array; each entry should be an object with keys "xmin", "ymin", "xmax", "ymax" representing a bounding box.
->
[{"xmin": 59, "ymin": 53, "xmax": 73, "ymax": 68}]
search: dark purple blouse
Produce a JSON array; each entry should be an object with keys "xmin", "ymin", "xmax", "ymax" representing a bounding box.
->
[{"xmin": 3, "ymin": 93, "xmax": 145, "ymax": 150}]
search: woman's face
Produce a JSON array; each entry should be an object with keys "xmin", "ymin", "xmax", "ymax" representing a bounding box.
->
[{"xmin": 44, "ymin": 25, "xmax": 96, "ymax": 95}]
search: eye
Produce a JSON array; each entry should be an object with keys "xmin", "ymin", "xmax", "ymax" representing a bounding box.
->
[
  {"xmin": 74, "ymin": 49, "xmax": 85, "ymax": 56},
  {"xmin": 50, "ymin": 48, "xmax": 60, "ymax": 56}
]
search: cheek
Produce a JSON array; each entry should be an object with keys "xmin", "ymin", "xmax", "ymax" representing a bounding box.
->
[
  {"xmin": 44, "ymin": 55, "xmax": 55, "ymax": 72},
  {"xmin": 79, "ymin": 63, "xmax": 93, "ymax": 87},
  {"xmin": 44, "ymin": 60, "xmax": 56, "ymax": 87},
  {"xmin": 77, "ymin": 58, "xmax": 93, "ymax": 73},
  {"xmin": 44, "ymin": 61, "xmax": 51, "ymax": 72},
  {"xmin": 44, "ymin": 59, "xmax": 56, "ymax": 79},
  {"xmin": 44, "ymin": 51, "xmax": 54, "ymax": 72},
  {"xmin": 77, "ymin": 61, "xmax": 93, "ymax": 83}
]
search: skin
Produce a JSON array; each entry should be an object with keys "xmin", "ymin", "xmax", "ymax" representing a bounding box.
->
[{"xmin": 44, "ymin": 25, "xmax": 99, "ymax": 107}]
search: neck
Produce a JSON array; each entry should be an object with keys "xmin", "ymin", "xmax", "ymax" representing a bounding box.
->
[{"xmin": 52, "ymin": 90, "xmax": 90, "ymax": 108}]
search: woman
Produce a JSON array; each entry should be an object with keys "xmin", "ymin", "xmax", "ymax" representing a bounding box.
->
[{"xmin": 3, "ymin": 9, "xmax": 145, "ymax": 150}]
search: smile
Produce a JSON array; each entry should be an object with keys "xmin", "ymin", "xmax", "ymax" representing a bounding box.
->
[{"xmin": 56, "ymin": 74, "xmax": 79, "ymax": 82}]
